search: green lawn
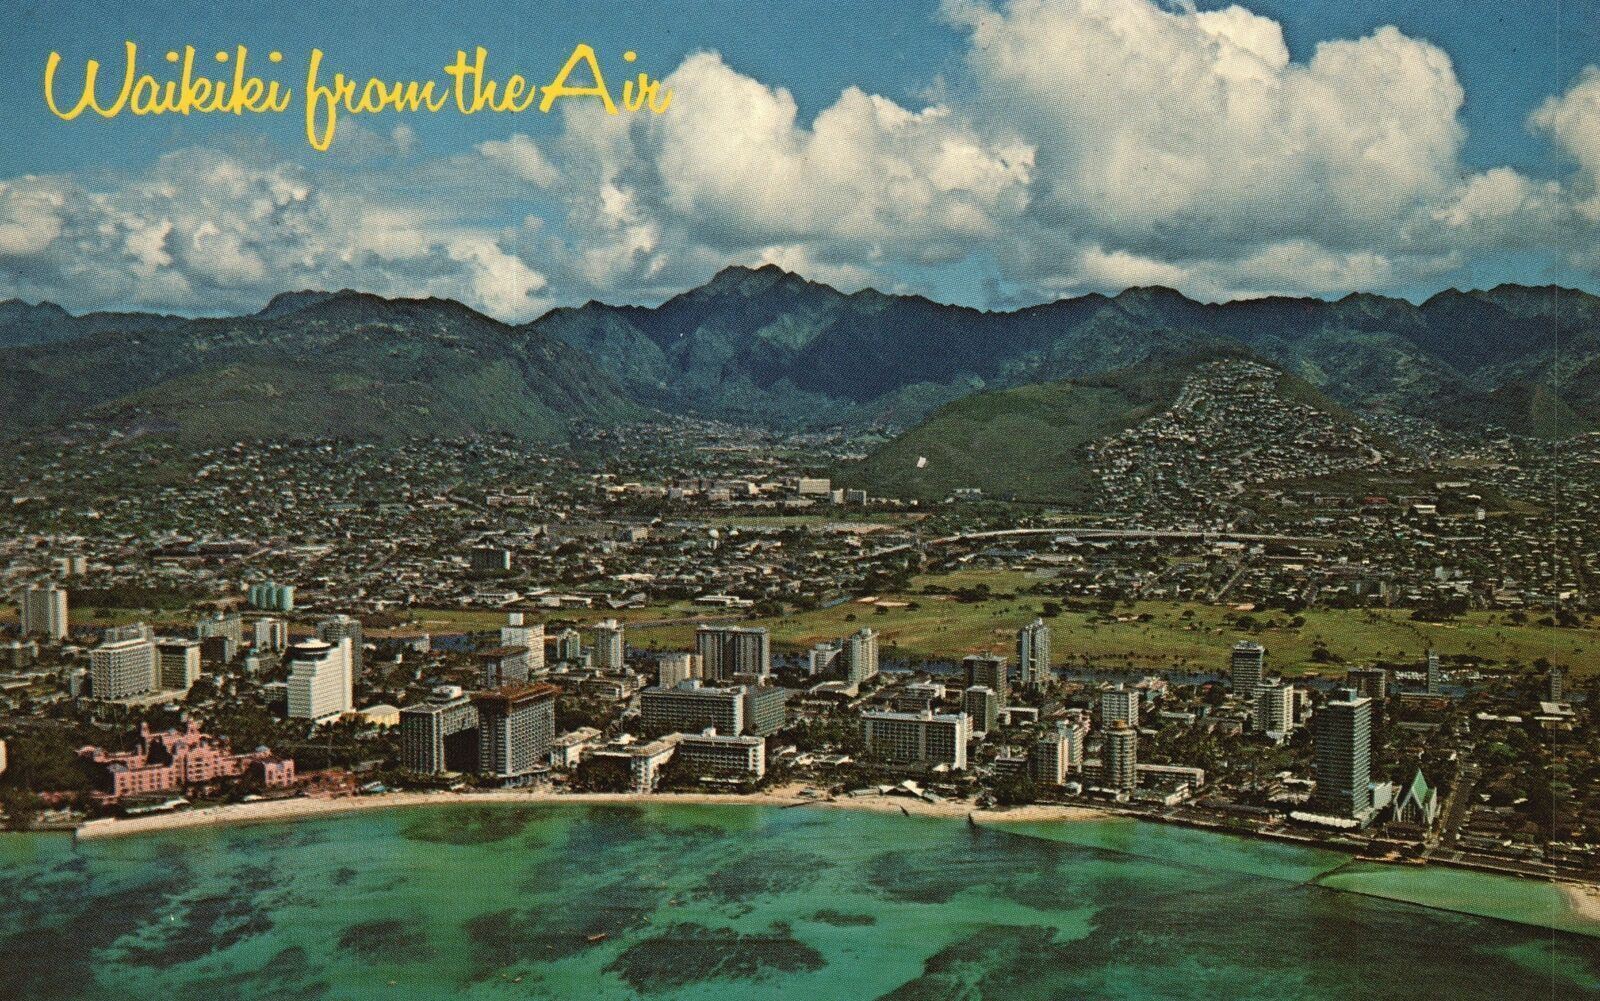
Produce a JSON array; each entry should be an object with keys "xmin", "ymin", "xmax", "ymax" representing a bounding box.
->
[{"xmin": 630, "ymin": 570, "xmax": 1600, "ymax": 676}]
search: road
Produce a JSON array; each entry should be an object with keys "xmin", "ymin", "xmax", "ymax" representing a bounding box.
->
[{"xmin": 856, "ymin": 527, "xmax": 1333, "ymax": 562}]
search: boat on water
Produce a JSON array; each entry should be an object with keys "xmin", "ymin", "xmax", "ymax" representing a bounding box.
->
[{"xmin": 587, "ymin": 932, "xmax": 609, "ymax": 942}]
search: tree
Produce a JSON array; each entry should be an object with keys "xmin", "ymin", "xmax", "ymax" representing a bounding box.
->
[
  {"xmin": 571, "ymin": 754, "xmax": 632, "ymax": 792},
  {"xmin": 993, "ymin": 770, "xmax": 1039, "ymax": 806}
]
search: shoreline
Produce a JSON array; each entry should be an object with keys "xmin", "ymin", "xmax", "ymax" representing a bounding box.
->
[
  {"xmin": 65, "ymin": 787, "xmax": 1115, "ymax": 841},
  {"xmin": 1560, "ymin": 880, "xmax": 1600, "ymax": 926},
  {"xmin": 27, "ymin": 788, "xmax": 1600, "ymax": 938}
]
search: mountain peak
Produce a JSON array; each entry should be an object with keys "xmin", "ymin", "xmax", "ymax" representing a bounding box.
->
[
  {"xmin": 0, "ymin": 298, "xmax": 72, "ymax": 318},
  {"xmin": 698, "ymin": 263, "xmax": 815, "ymax": 297},
  {"xmin": 256, "ymin": 289, "xmax": 342, "ymax": 318}
]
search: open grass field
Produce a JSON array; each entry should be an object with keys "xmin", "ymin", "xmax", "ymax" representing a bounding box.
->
[{"xmin": 626, "ymin": 568, "xmax": 1600, "ymax": 677}]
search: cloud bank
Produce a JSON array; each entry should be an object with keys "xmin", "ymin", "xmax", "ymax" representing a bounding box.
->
[{"xmin": 1, "ymin": 0, "xmax": 1597, "ymax": 319}]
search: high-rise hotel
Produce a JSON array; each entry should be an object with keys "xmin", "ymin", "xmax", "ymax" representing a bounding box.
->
[
  {"xmin": 286, "ymin": 637, "xmax": 353, "ymax": 722},
  {"xmin": 1016, "ymin": 618, "xmax": 1051, "ymax": 688},
  {"xmin": 19, "ymin": 584, "xmax": 68, "ymax": 641},
  {"xmin": 860, "ymin": 709, "xmax": 969, "ymax": 769},
  {"xmin": 1230, "ymin": 641, "xmax": 1265, "ymax": 703},
  {"xmin": 695, "ymin": 625, "xmax": 771, "ymax": 680},
  {"xmin": 1311, "ymin": 688, "xmax": 1374, "ymax": 821},
  {"xmin": 90, "ymin": 624, "xmax": 157, "ymax": 701}
]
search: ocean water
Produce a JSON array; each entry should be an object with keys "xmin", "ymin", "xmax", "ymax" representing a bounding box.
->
[{"xmin": 1, "ymin": 803, "xmax": 1596, "ymax": 1001}]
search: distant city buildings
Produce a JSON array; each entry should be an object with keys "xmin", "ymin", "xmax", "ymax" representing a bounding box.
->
[
  {"xmin": 1017, "ymin": 618, "xmax": 1051, "ymax": 688},
  {"xmin": 470, "ymin": 546, "xmax": 513, "ymax": 573},
  {"xmin": 1425, "ymin": 648, "xmax": 1442, "ymax": 695},
  {"xmin": 695, "ymin": 625, "xmax": 771, "ymax": 679},
  {"xmin": 52, "ymin": 555, "xmax": 88, "ymax": 578},
  {"xmin": 247, "ymin": 581, "xmax": 295, "ymax": 612},
  {"xmin": 19, "ymin": 584, "xmax": 68, "ymax": 640}
]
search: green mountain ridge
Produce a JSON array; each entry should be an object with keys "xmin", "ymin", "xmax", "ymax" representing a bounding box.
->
[
  {"xmin": 838, "ymin": 349, "xmax": 1358, "ymax": 505},
  {"xmin": 530, "ymin": 267, "xmax": 1600, "ymax": 437},
  {"xmin": 0, "ymin": 290, "xmax": 640, "ymax": 446},
  {"xmin": 3, "ymin": 270, "xmax": 1598, "ymax": 446}
]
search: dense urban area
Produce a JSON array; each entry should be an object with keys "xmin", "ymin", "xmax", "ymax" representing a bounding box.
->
[{"xmin": 2, "ymin": 362, "xmax": 1597, "ymax": 888}]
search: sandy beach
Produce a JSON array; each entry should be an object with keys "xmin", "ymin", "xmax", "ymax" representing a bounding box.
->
[
  {"xmin": 1560, "ymin": 881, "xmax": 1600, "ymax": 925},
  {"xmin": 70, "ymin": 787, "xmax": 1113, "ymax": 841}
]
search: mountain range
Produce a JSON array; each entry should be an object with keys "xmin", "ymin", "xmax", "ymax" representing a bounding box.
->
[{"xmin": 1, "ymin": 266, "xmax": 1597, "ymax": 449}]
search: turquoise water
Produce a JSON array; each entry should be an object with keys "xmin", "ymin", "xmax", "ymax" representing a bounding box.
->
[{"xmin": 2, "ymin": 804, "xmax": 1597, "ymax": 1000}]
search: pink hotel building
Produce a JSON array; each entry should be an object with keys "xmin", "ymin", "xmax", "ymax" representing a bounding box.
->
[{"xmin": 79, "ymin": 720, "xmax": 296, "ymax": 802}]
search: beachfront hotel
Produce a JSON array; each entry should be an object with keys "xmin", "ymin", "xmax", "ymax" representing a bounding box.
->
[
  {"xmin": 79, "ymin": 720, "xmax": 295, "ymax": 803},
  {"xmin": 285, "ymin": 637, "xmax": 353, "ymax": 723},
  {"xmin": 861, "ymin": 709, "xmax": 970, "ymax": 769},
  {"xmin": 399, "ymin": 685, "xmax": 480, "ymax": 774},
  {"xmin": 1311, "ymin": 688, "xmax": 1374, "ymax": 822},
  {"xmin": 473, "ymin": 683, "xmax": 558, "ymax": 781}
]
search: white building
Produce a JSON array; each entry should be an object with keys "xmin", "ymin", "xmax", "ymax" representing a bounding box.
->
[
  {"xmin": 1100, "ymin": 684, "xmax": 1139, "ymax": 728},
  {"xmin": 1033, "ymin": 713, "xmax": 1090, "ymax": 784},
  {"xmin": 592, "ymin": 619, "xmax": 625, "ymax": 672},
  {"xmin": 657, "ymin": 651, "xmax": 699, "ymax": 687},
  {"xmin": 808, "ymin": 641, "xmax": 842, "ymax": 676},
  {"xmin": 1017, "ymin": 618, "xmax": 1051, "ymax": 688},
  {"xmin": 861, "ymin": 709, "xmax": 969, "ymax": 769},
  {"xmin": 845, "ymin": 628, "xmax": 879, "ymax": 689},
  {"xmin": 286, "ymin": 638, "xmax": 353, "ymax": 722},
  {"xmin": 502, "ymin": 612, "xmax": 547, "ymax": 674},
  {"xmin": 1257, "ymin": 681, "xmax": 1295, "ymax": 740},
  {"xmin": 20, "ymin": 584, "xmax": 68, "ymax": 641},
  {"xmin": 696, "ymin": 625, "xmax": 770, "ymax": 679},
  {"xmin": 90, "ymin": 626, "xmax": 157, "ymax": 700},
  {"xmin": 316, "ymin": 614, "xmax": 364, "ymax": 680},
  {"xmin": 253, "ymin": 617, "xmax": 289, "ymax": 652},
  {"xmin": 156, "ymin": 638, "xmax": 202, "ymax": 692},
  {"xmin": 1102, "ymin": 720, "xmax": 1138, "ymax": 791}
]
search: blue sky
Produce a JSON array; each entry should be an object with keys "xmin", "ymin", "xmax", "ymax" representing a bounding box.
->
[{"xmin": 0, "ymin": 0, "xmax": 1596, "ymax": 316}]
